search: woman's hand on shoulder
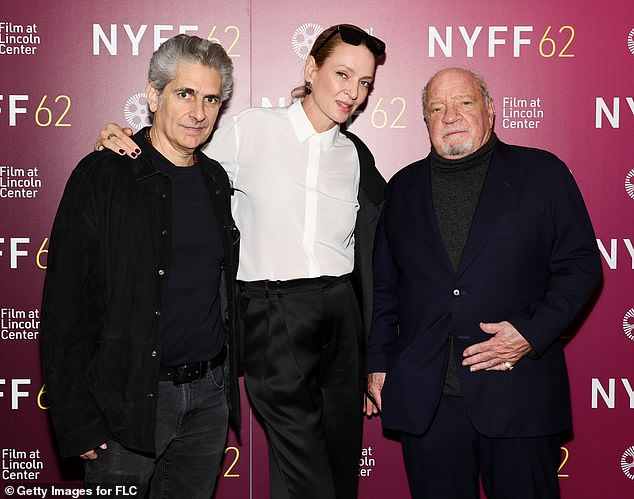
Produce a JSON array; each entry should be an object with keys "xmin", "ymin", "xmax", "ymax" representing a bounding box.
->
[{"xmin": 95, "ymin": 123, "xmax": 140, "ymax": 158}]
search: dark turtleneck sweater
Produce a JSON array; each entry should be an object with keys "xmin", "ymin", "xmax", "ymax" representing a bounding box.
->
[{"xmin": 431, "ymin": 132, "xmax": 499, "ymax": 396}]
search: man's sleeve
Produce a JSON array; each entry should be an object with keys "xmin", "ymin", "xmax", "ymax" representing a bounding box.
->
[
  {"xmin": 508, "ymin": 161, "xmax": 602, "ymax": 356},
  {"xmin": 40, "ymin": 162, "xmax": 108, "ymax": 457}
]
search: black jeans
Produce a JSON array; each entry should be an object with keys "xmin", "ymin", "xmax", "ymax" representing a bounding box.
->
[{"xmin": 84, "ymin": 364, "xmax": 228, "ymax": 498}]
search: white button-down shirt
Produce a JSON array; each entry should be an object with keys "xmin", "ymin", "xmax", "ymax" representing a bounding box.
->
[{"xmin": 204, "ymin": 100, "xmax": 360, "ymax": 281}]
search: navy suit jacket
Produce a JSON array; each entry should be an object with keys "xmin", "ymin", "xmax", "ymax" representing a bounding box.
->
[{"xmin": 366, "ymin": 141, "xmax": 602, "ymax": 437}]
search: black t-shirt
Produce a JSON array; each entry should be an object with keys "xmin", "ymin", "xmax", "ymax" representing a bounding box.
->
[{"xmin": 149, "ymin": 147, "xmax": 225, "ymax": 366}]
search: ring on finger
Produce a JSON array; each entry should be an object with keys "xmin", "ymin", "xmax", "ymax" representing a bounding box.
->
[
  {"xmin": 107, "ymin": 133, "xmax": 116, "ymax": 141},
  {"xmin": 504, "ymin": 361, "xmax": 514, "ymax": 371}
]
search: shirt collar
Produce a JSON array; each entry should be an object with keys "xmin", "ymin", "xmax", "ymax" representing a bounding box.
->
[{"xmin": 288, "ymin": 99, "xmax": 340, "ymax": 150}]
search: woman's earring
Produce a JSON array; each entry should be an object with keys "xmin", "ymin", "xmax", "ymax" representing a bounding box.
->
[{"xmin": 305, "ymin": 81, "xmax": 312, "ymax": 95}]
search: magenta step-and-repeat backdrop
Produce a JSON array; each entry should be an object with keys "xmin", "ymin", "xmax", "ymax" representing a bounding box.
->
[{"xmin": 1, "ymin": 0, "xmax": 633, "ymax": 497}]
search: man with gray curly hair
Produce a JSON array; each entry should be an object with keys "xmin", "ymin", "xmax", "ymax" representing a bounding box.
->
[{"xmin": 41, "ymin": 34, "xmax": 239, "ymax": 497}]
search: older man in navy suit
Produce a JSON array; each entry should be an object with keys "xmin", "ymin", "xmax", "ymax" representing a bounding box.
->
[{"xmin": 365, "ymin": 67, "xmax": 602, "ymax": 498}]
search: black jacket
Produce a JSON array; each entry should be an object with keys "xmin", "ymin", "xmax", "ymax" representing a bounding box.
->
[
  {"xmin": 41, "ymin": 129, "xmax": 240, "ymax": 457},
  {"xmin": 344, "ymin": 131, "xmax": 386, "ymax": 336},
  {"xmin": 367, "ymin": 142, "xmax": 601, "ymax": 436},
  {"xmin": 342, "ymin": 131, "xmax": 386, "ymax": 387}
]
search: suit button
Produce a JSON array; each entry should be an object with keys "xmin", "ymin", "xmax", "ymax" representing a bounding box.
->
[
  {"xmin": 155, "ymin": 310, "xmax": 161, "ymax": 316},
  {"xmin": 158, "ymin": 269, "xmax": 165, "ymax": 276},
  {"xmin": 453, "ymin": 289, "xmax": 460, "ymax": 296}
]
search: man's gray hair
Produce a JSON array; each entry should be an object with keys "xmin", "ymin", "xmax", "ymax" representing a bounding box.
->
[
  {"xmin": 148, "ymin": 34, "xmax": 233, "ymax": 102},
  {"xmin": 421, "ymin": 68, "xmax": 490, "ymax": 118}
]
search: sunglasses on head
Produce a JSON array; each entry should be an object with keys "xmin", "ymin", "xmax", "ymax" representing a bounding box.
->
[{"xmin": 312, "ymin": 25, "xmax": 386, "ymax": 57}]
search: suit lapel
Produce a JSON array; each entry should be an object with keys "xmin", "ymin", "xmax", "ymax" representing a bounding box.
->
[
  {"xmin": 456, "ymin": 143, "xmax": 515, "ymax": 277},
  {"xmin": 406, "ymin": 158, "xmax": 455, "ymax": 275}
]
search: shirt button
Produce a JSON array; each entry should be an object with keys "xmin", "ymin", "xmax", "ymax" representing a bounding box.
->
[
  {"xmin": 158, "ymin": 269, "xmax": 165, "ymax": 276},
  {"xmin": 155, "ymin": 310, "xmax": 161, "ymax": 316},
  {"xmin": 453, "ymin": 289, "xmax": 460, "ymax": 296},
  {"xmin": 151, "ymin": 350, "xmax": 157, "ymax": 357}
]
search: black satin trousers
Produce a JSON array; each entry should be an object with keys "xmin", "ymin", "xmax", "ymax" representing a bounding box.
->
[{"xmin": 239, "ymin": 275, "xmax": 363, "ymax": 499}]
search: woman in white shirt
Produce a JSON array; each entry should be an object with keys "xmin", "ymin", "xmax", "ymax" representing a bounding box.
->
[{"xmin": 96, "ymin": 25, "xmax": 386, "ymax": 498}]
